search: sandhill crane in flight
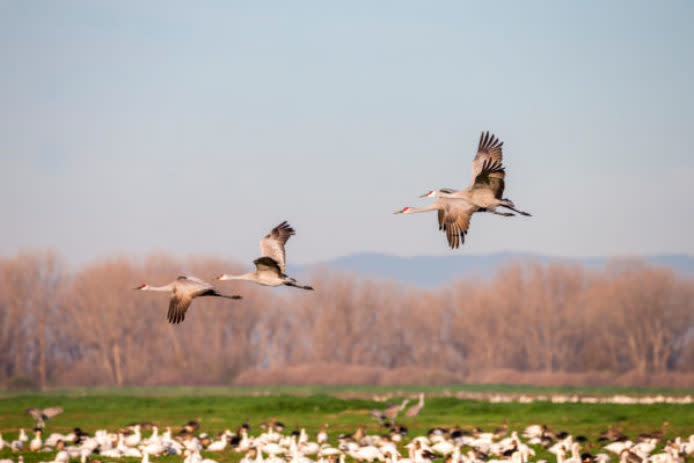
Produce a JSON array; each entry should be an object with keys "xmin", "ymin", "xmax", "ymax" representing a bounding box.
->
[
  {"xmin": 26, "ymin": 407, "xmax": 63, "ymax": 429},
  {"xmin": 394, "ymin": 193, "xmax": 483, "ymax": 249},
  {"xmin": 216, "ymin": 221, "xmax": 313, "ymax": 290},
  {"xmin": 423, "ymin": 131, "xmax": 531, "ymax": 216},
  {"xmin": 135, "ymin": 276, "xmax": 242, "ymax": 324}
]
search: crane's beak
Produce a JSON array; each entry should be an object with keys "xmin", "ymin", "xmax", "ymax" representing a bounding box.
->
[
  {"xmin": 393, "ymin": 209, "xmax": 403, "ymax": 214},
  {"xmin": 419, "ymin": 192, "xmax": 430, "ymax": 198}
]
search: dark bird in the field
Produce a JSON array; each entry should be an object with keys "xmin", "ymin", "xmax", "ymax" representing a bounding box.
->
[
  {"xmin": 581, "ymin": 452, "xmax": 595, "ymax": 463},
  {"xmin": 26, "ymin": 407, "xmax": 63, "ymax": 429},
  {"xmin": 620, "ymin": 448, "xmax": 647, "ymax": 463},
  {"xmin": 181, "ymin": 417, "xmax": 201, "ymax": 434},
  {"xmin": 216, "ymin": 221, "xmax": 313, "ymax": 290},
  {"xmin": 598, "ymin": 425, "xmax": 629, "ymax": 442},
  {"xmin": 135, "ymin": 276, "xmax": 241, "ymax": 325},
  {"xmin": 338, "ymin": 425, "xmax": 365, "ymax": 442},
  {"xmin": 638, "ymin": 421, "xmax": 669, "ymax": 441},
  {"xmin": 502, "ymin": 441, "xmax": 519, "ymax": 457},
  {"xmin": 494, "ymin": 419, "xmax": 509, "ymax": 438}
]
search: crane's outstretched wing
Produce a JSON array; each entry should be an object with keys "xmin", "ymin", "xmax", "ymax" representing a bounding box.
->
[
  {"xmin": 42, "ymin": 407, "xmax": 63, "ymax": 419},
  {"xmin": 259, "ymin": 221, "xmax": 295, "ymax": 273},
  {"xmin": 168, "ymin": 290, "xmax": 193, "ymax": 324},
  {"xmin": 177, "ymin": 275, "xmax": 212, "ymax": 289},
  {"xmin": 439, "ymin": 200, "xmax": 477, "ymax": 249},
  {"xmin": 253, "ymin": 257, "xmax": 282, "ymax": 276},
  {"xmin": 470, "ymin": 131, "xmax": 504, "ymax": 187},
  {"xmin": 26, "ymin": 408, "xmax": 44, "ymax": 421},
  {"xmin": 471, "ymin": 157, "xmax": 506, "ymax": 200}
]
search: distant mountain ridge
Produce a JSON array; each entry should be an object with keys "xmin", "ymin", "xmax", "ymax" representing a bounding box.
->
[{"xmin": 296, "ymin": 252, "xmax": 694, "ymax": 287}]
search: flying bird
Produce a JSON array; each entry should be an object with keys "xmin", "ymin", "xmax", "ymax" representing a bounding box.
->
[
  {"xmin": 216, "ymin": 221, "xmax": 313, "ymax": 290},
  {"xmin": 426, "ymin": 131, "xmax": 531, "ymax": 216},
  {"xmin": 135, "ymin": 276, "xmax": 242, "ymax": 324},
  {"xmin": 394, "ymin": 192, "xmax": 482, "ymax": 249},
  {"xmin": 395, "ymin": 131, "xmax": 530, "ymax": 249},
  {"xmin": 26, "ymin": 407, "xmax": 63, "ymax": 429}
]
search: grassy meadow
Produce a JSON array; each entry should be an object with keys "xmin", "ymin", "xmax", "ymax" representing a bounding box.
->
[{"xmin": 1, "ymin": 386, "xmax": 693, "ymax": 463}]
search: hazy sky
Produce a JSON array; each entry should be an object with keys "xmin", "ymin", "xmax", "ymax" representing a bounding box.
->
[{"xmin": 2, "ymin": 1, "xmax": 693, "ymax": 265}]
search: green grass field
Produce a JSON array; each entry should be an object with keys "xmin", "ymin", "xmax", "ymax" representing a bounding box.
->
[{"xmin": 1, "ymin": 386, "xmax": 693, "ymax": 463}]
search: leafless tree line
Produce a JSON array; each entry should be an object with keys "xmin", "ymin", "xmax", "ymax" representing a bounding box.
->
[{"xmin": 1, "ymin": 251, "xmax": 693, "ymax": 389}]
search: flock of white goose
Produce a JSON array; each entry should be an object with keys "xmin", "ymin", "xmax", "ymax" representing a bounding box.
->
[
  {"xmin": 431, "ymin": 394, "xmax": 694, "ymax": 405},
  {"xmin": 1, "ymin": 409, "xmax": 694, "ymax": 463}
]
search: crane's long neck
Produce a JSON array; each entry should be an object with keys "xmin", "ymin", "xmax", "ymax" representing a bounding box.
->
[
  {"xmin": 144, "ymin": 284, "xmax": 174, "ymax": 292},
  {"xmin": 220, "ymin": 272, "xmax": 254, "ymax": 281},
  {"xmin": 437, "ymin": 189, "xmax": 468, "ymax": 199},
  {"xmin": 406, "ymin": 203, "xmax": 439, "ymax": 214}
]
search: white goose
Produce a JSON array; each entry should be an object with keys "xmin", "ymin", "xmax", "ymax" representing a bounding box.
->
[
  {"xmin": 124, "ymin": 425, "xmax": 141, "ymax": 447},
  {"xmin": 29, "ymin": 431, "xmax": 42, "ymax": 452},
  {"xmin": 207, "ymin": 431, "xmax": 231, "ymax": 451}
]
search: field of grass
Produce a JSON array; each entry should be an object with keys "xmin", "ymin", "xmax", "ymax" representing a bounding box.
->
[{"xmin": 1, "ymin": 386, "xmax": 693, "ymax": 463}]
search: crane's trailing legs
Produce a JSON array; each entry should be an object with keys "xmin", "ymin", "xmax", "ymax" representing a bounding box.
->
[
  {"xmin": 499, "ymin": 199, "xmax": 532, "ymax": 216},
  {"xmin": 285, "ymin": 281, "xmax": 314, "ymax": 291}
]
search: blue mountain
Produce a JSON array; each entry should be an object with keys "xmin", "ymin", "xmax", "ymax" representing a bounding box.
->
[{"xmin": 298, "ymin": 252, "xmax": 694, "ymax": 287}]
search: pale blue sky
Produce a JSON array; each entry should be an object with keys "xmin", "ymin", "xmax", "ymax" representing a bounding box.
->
[{"xmin": 2, "ymin": 1, "xmax": 693, "ymax": 265}]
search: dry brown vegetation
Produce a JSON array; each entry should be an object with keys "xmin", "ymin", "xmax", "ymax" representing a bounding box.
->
[{"xmin": 1, "ymin": 251, "xmax": 693, "ymax": 389}]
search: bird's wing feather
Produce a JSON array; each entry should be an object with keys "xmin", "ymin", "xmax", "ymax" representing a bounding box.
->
[
  {"xmin": 168, "ymin": 289, "xmax": 193, "ymax": 325},
  {"xmin": 489, "ymin": 175, "xmax": 506, "ymax": 199},
  {"xmin": 472, "ymin": 158, "xmax": 506, "ymax": 192},
  {"xmin": 253, "ymin": 257, "xmax": 283, "ymax": 275},
  {"xmin": 26, "ymin": 408, "xmax": 43, "ymax": 420},
  {"xmin": 42, "ymin": 407, "xmax": 63, "ymax": 418},
  {"xmin": 176, "ymin": 276, "xmax": 212, "ymax": 292},
  {"xmin": 440, "ymin": 200, "xmax": 476, "ymax": 249},
  {"xmin": 470, "ymin": 131, "xmax": 504, "ymax": 186},
  {"xmin": 259, "ymin": 221, "xmax": 295, "ymax": 273}
]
